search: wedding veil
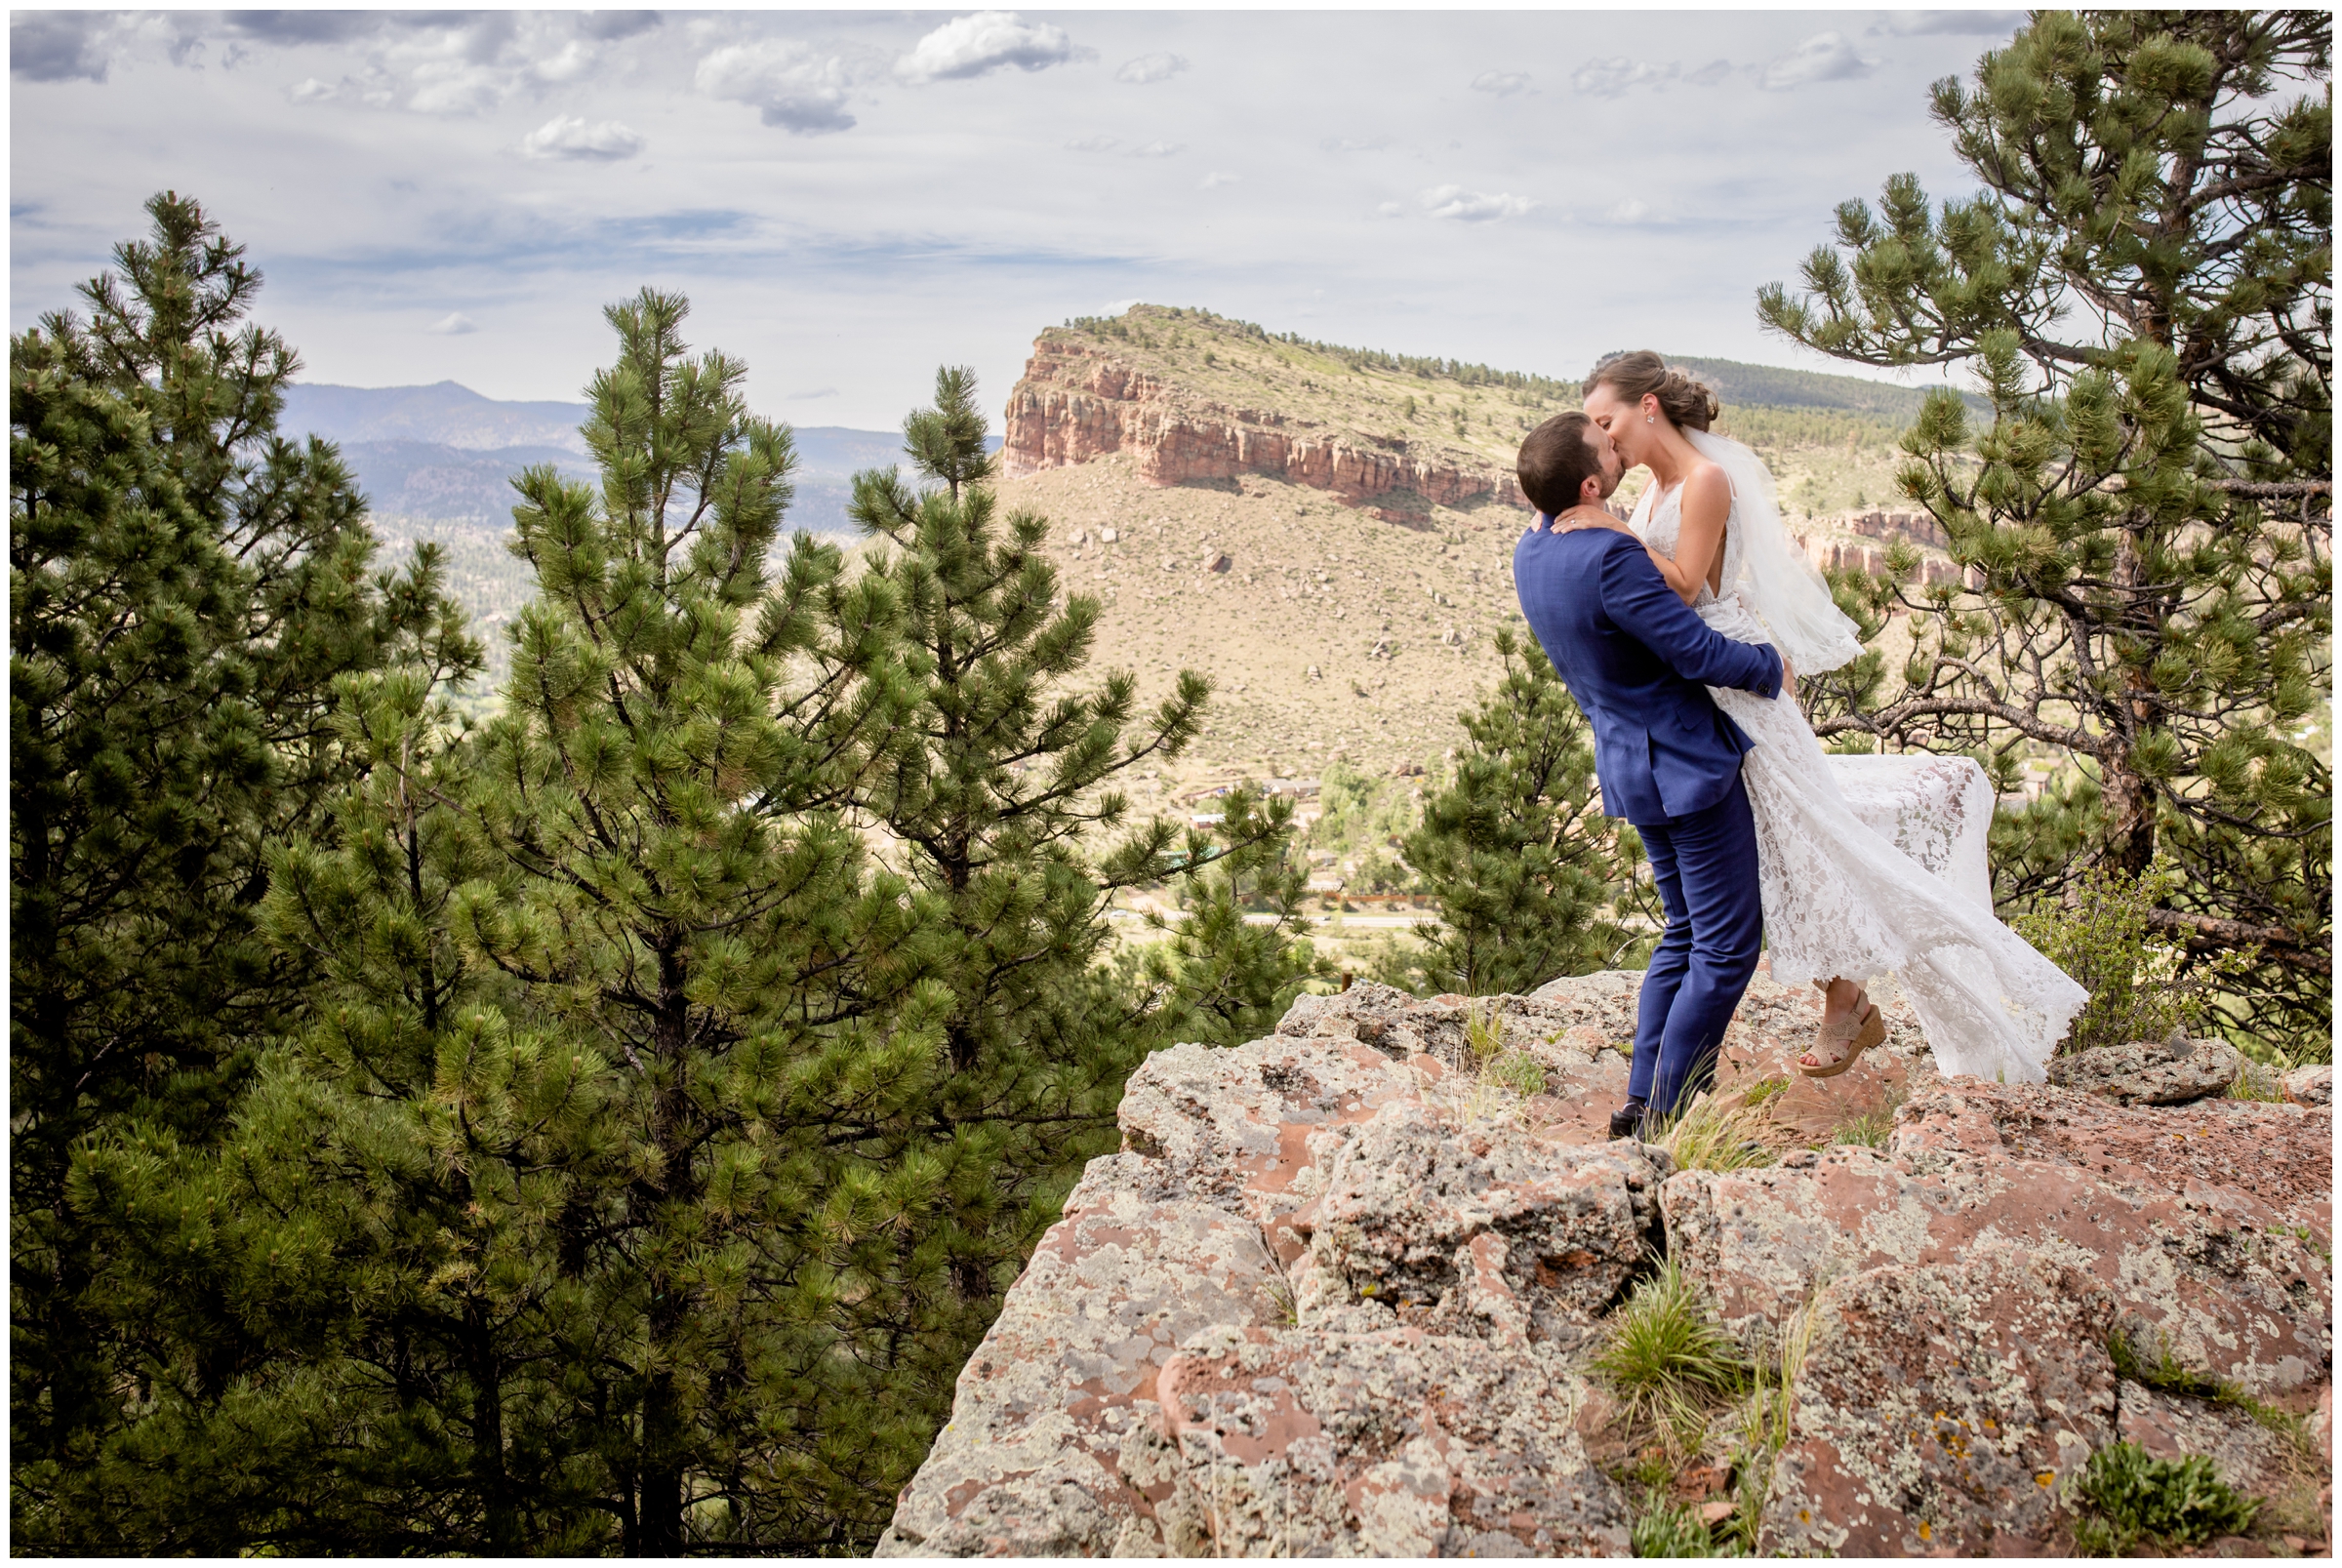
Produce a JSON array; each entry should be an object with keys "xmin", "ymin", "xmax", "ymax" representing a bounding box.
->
[{"xmin": 1685, "ymin": 426, "xmax": 1865, "ymax": 674}]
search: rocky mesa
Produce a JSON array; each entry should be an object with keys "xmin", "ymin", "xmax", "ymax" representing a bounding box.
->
[
  {"xmin": 1002, "ymin": 321, "xmax": 1530, "ymax": 525},
  {"xmin": 879, "ymin": 974, "xmax": 2331, "ymax": 1558}
]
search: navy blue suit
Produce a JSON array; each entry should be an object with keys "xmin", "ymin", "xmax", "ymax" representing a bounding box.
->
[{"xmin": 1514, "ymin": 520, "xmax": 1785, "ymax": 1117}]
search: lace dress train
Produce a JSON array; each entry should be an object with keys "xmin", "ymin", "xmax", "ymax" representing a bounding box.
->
[{"xmin": 1635, "ymin": 484, "xmax": 2086, "ymax": 1084}]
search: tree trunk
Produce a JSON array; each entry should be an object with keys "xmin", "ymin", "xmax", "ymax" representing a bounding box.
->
[
  {"xmin": 466, "ymin": 1296, "xmax": 515, "ymax": 1551},
  {"xmin": 637, "ymin": 941, "xmax": 695, "ymax": 1555}
]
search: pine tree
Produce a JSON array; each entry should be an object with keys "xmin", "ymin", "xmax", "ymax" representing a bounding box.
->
[
  {"xmin": 1756, "ymin": 12, "xmax": 2331, "ymax": 1055},
  {"xmin": 1387, "ymin": 627, "xmax": 1648, "ymax": 996},
  {"xmin": 839, "ymin": 365, "xmax": 1315, "ymax": 1307},
  {"xmin": 1131, "ymin": 784, "xmax": 1329, "ymax": 1046},
  {"xmin": 11, "ymin": 192, "xmax": 478, "ymax": 1546},
  {"xmin": 70, "ymin": 289, "xmax": 949, "ymax": 1553}
]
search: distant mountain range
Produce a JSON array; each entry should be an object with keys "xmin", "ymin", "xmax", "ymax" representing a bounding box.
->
[
  {"xmin": 1659, "ymin": 356, "xmax": 1989, "ymax": 422},
  {"xmin": 281, "ymin": 381, "xmax": 949, "ymax": 533}
]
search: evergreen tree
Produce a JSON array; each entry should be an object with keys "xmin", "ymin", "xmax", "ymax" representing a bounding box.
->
[
  {"xmin": 11, "ymin": 193, "xmax": 478, "ymax": 1546},
  {"xmin": 841, "ymin": 366, "xmax": 1312, "ymax": 1319},
  {"xmin": 1131, "ymin": 784, "xmax": 1329, "ymax": 1046},
  {"xmin": 72, "ymin": 289, "xmax": 948, "ymax": 1553},
  {"xmin": 1756, "ymin": 12, "xmax": 2331, "ymax": 1055},
  {"xmin": 1387, "ymin": 628, "xmax": 1648, "ymax": 996}
]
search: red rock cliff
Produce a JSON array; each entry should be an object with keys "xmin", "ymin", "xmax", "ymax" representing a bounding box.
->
[{"xmin": 1001, "ymin": 336, "xmax": 1529, "ymax": 524}]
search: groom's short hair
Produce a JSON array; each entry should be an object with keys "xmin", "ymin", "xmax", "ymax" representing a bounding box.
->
[{"xmin": 1517, "ymin": 413, "xmax": 1603, "ymax": 515}]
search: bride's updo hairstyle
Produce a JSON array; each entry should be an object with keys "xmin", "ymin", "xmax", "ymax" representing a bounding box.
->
[{"xmin": 1583, "ymin": 350, "xmax": 1718, "ymax": 432}]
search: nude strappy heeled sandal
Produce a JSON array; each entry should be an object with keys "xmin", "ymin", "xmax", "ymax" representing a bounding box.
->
[{"xmin": 1799, "ymin": 983, "xmax": 1885, "ymax": 1079}]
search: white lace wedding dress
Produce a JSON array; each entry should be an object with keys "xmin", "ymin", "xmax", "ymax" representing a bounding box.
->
[{"xmin": 1632, "ymin": 470, "xmax": 2086, "ymax": 1084}]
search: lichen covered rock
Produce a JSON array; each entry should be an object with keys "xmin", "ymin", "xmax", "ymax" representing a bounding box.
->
[
  {"xmin": 884, "ymin": 972, "xmax": 2334, "ymax": 1557},
  {"xmin": 1151, "ymin": 1325, "xmax": 1629, "ymax": 1556},
  {"xmin": 1757, "ymin": 1245, "xmax": 2119, "ymax": 1556},
  {"xmin": 1288, "ymin": 1098, "xmax": 1670, "ymax": 1349},
  {"xmin": 2046, "ymin": 1034, "xmax": 2245, "ymax": 1105},
  {"xmin": 874, "ymin": 1158, "xmax": 1284, "ymax": 1557},
  {"xmin": 1664, "ymin": 1081, "xmax": 2331, "ymax": 1394}
]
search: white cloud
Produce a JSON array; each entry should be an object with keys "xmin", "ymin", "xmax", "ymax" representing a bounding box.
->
[
  {"xmin": 1605, "ymin": 197, "xmax": 1650, "ymax": 223},
  {"xmin": 895, "ymin": 12, "xmax": 1080, "ymax": 85},
  {"xmin": 1471, "ymin": 70, "xmax": 1530, "ymax": 96},
  {"xmin": 1761, "ymin": 31, "xmax": 1879, "ymax": 90},
  {"xmin": 288, "ymin": 76, "xmax": 338, "ymax": 103},
  {"xmin": 533, "ymin": 39, "xmax": 593, "ymax": 84},
  {"xmin": 1129, "ymin": 139, "xmax": 1184, "ymax": 157},
  {"xmin": 696, "ymin": 40, "xmax": 855, "ymax": 134},
  {"xmin": 1322, "ymin": 136, "xmax": 1391, "ymax": 153},
  {"xmin": 1374, "ymin": 200, "xmax": 1404, "ymax": 219},
  {"xmin": 1571, "ymin": 57, "xmax": 1679, "ymax": 97},
  {"xmin": 1199, "ymin": 170, "xmax": 1241, "ymax": 189},
  {"xmin": 1685, "ymin": 59, "xmax": 1734, "ymax": 87},
  {"xmin": 1421, "ymin": 184, "xmax": 1533, "ymax": 221},
  {"xmin": 521, "ymin": 113, "xmax": 646, "ymax": 161},
  {"xmin": 1066, "ymin": 133, "xmax": 1119, "ymax": 152},
  {"xmin": 1874, "ymin": 11, "xmax": 2024, "ymax": 36},
  {"xmin": 1115, "ymin": 52, "xmax": 1187, "ymax": 85},
  {"xmin": 427, "ymin": 312, "xmax": 479, "ymax": 335},
  {"xmin": 787, "ymin": 386, "xmax": 839, "ymax": 400}
]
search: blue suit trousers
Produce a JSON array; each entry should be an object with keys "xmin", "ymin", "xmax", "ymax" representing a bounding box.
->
[{"xmin": 1628, "ymin": 771, "xmax": 1763, "ymax": 1118}]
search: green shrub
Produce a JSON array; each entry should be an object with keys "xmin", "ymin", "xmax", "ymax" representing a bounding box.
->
[
  {"xmin": 1594, "ymin": 1256, "xmax": 1752, "ymax": 1445},
  {"xmin": 2071, "ymin": 1440, "xmax": 2260, "ymax": 1556},
  {"xmin": 2014, "ymin": 861, "xmax": 2255, "ymax": 1055},
  {"xmin": 1485, "ymin": 1049, "xmax": 1548, "ymax": 1098}
]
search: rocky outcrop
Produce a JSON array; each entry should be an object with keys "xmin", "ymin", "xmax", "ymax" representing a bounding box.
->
[
  {"xmin": 1000, "ymin": 335, "xmax": 1527, "ymax": 523},
  {"xmin": 1665, "ymin": 1081, "xmax": 2331, "ymax": 1395},
  {"xmin": 881, "ymin": 971, "xmax": 2333, "ymax": 1557},
  {"xmin": 2045, "ymin": 1032, "xmax": 2244, "ymax": 1104},
  {"xmin": 1757, "ymin": 1243, "xmax": 2120, "ymax": 1556}
]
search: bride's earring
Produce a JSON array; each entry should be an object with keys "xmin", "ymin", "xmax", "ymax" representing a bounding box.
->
[{"xmin": 1645, "ymin": 415, "xmax": 1655, "ymax": 423}]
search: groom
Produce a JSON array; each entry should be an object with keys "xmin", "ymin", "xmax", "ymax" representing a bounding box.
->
[{"xmin": 1512, "ymin": 413, "xmax": 1789, "ymax": 1138}]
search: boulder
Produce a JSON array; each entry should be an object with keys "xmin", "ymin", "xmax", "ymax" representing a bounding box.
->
[
  {"xmin": 2046, "ymin": 1035, "xmax": 2244, "ymax": 1105},
  {"xmin": 1757, "ymin": 1245, "xmax": 2119, "ymax": 1557},
  {"xmin": 874, "ymin": 1158, "xmax": 1285, "ymax": 1557},
  {"xmin": 1278, "ymin": 978, "xmax": 1635, "ymax": 1148},
  {"xmin": 2284, "ymin": 1065, "xmax": 2334, "ymax": 1107},
  {"xmin": 1151, "ymin": 1324, "xmax": 1629, "ymax": 1556},
  {"xmin": 1940, "ymin": 1081, "xmax": 2332, "ymax": 1239},
  {"xmin": 1116, "ymin": 1031, "xmax": 1421, "ymax": 1261},
  {"xmin": 1664, "ymin": 1081, "xmax": 2330, "ymax": 1393},
  {"xmin": 1286, "ymin": 1097, "xmax": 1671, "ymax": 1350},
  {"xmin": 2116, "ymin": 1380, "xmax": 2301, "ymax": 1500}
]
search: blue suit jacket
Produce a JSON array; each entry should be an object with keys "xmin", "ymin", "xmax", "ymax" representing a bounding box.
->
[{"xmin": 1514, "ymin": 522, "xmax": 1784, "ymax": 826}]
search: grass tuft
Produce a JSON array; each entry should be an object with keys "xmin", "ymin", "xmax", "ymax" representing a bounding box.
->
[
  {"xmin": 1630, "ymin": 1489, "xmax": 1745, "ymax": 1558},
  {"xmin": 1826, "ymin": 1082, "xmax": 1908, "ymax": 1148},
  {"xmin": 1593, "ymin": 1255, "xmax": 1752, "ymax": 1448},
  {"xmin": 1649, "ymin": 1093, "xmax": 1775, "ymax": 1173}
]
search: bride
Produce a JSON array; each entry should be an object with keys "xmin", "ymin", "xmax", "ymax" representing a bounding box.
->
[{"xmin": 1577, "ymin": 351, "xmax": 2085, "ymax": 1083}]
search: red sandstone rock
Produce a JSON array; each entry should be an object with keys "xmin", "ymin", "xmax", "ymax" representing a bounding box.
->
[
  {"xmin": 2116, "ymin": 1380, "xmax": 2300, "ymax": 1499},
  {"xmin": 1151, "ymin": 1324, "xmax": 1628, "ymax": 1556},
  {"xmin": 874, "ymin": 1157, "xmax": 1285, "ymax": 1556},
  {"xmin": 1285, "ymin": 1097, "xmax": 1670, "ymax": 1350},
  {"xmin": 1899, "ymin": 1079, "xmax": 2332, "ymax": 1239},
  {"xmin": 1001, "ymin": 337, "xmax": 1527, "ymax": 519},
  {"xmin": 1756, "ymin": 1245, "xmax": 2119, "ymax": 1557},
  {"xmin": 1665, "ymin": 1082, "xmax": 2331, "ymax": 1394}
]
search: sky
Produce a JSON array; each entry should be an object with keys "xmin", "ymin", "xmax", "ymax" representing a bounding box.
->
[{"xmin": 11, "ymin": 8, "xmax": 2027, "ymax": 428}]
